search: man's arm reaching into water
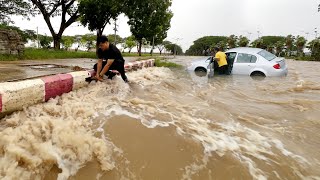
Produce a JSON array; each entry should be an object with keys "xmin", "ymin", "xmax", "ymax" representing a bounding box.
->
[{"xmin": 95, "ymin": 59, "xmax": 103, "ymax": 81}]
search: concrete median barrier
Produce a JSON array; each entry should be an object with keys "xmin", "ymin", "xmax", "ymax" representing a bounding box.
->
[{"xmin": 0, "ymin": 59, "xmax": 155, "ymax": 117}]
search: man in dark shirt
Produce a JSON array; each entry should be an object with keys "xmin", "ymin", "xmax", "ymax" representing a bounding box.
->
[{"xmin": 93, "ymin": 35, "xmax": 128, "ymax": 83}]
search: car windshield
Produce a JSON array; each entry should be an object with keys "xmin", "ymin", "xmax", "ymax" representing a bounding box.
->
[{"xmin": 258, "ymin": 50, "xmax": 277, "ymax": 61}]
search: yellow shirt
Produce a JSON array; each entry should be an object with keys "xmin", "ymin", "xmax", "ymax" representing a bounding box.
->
[{"xmin": 215, "ymin": 51, "xmax": 228, "ymax": 67}]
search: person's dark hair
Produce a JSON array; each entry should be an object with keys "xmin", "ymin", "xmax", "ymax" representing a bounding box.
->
[
  {"xmin": 98, "ymin": 35, "xmax": 109, "ymax": 44},
  {"xmin": 214, "ymin": 47, "xmax": 220, "ymax": 52}
]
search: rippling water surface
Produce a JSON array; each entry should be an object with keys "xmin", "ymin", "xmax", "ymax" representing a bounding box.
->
[{"xmin": 0, "ymin": 60, "xmax": 319, "ymax": 180}]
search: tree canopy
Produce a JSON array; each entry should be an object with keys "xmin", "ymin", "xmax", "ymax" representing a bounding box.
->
[
  {"xmin": 308, "ymin": 38, "xmax": 320, "ymax": 60},
  {"xmin": 165, "ymin": 43, "xmax": 183, "ymax": 55},
  {"xmin": 0, "ymin": 0, "xmax": 30, "ymax": 23},
  {"xmin": 186, "ymin": 36, "xmax": 227, "ymax": 56},
  {"xmin": 157, "ymin": 40, "xmax": 171, "ymax": 55},
  {"xmin": 0, "ymin": 24, "xmax": 36, "ymax": 42},
  {"xmin": 27, "ymin": 0, "xmax": 80, "ymax": 49},
  {"xmin": 238, "ymin": 36, "xmax": 249, "ymax": 47},
  {"xmin": 124, "ymin": 0, "xmax": 173, "ymax": 56},
  {"xmin": 79, "ymin": 0, "xmax": 122, "ymax": 38},
  {"xmin": 124, "ymin": 36, "xmax": 136, "ymax": 53},
  {"xmin": 107, "ymin": 34, "xmax": 123, "ymax": 44}
]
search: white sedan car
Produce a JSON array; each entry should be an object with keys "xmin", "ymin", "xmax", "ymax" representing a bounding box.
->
[{"xmin": 187, "ymin": 47, "xmax": 288, "ymax": 77}]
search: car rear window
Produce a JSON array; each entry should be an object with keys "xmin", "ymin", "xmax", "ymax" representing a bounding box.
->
[{"xmin": 258, "ymin": 50, "xmax": 276, "ymax": 61}]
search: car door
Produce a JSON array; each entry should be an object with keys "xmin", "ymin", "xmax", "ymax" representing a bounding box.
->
[
  {"xmin": 232, "ymin": 53, "xmax": 258, "ymax": 75},
  {"xmin": 226, "ymin": 52, "xmax": 237, "ymax": 74}
]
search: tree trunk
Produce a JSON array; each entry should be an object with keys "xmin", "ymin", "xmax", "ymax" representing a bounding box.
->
[
  {"xmin": 53, "ymin": 35, "xmax": 62, "ymax": 49},
  {"xmin": 129, "ymin": 49, "xmax": 131, "ymax": 53},
  {"xmin": 160, "ymin": 50, "xmax": 162, "ymax": 55},
  {"xmin": 96, "ymin": 29, "xmax": 103, "ymax": 54},
  {"xmin": 96, "ymin": 29, "xmax": 103, "ymax": 47},
  {"xmin": 138, "ymin": 41, "xmax": 142, "ymax": 56}
]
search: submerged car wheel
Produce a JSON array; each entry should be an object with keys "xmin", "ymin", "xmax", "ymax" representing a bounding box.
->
[
  {"xmin": 250, "ymin": 71, "xmax": 266, "ymax": 77},
  {"xmin": 250, "ymin": 71, "xmax": 266, "ymax": 80},
  {"xmin": 195, "ymin": 67, "xmax": 207, "ymax": 77}
]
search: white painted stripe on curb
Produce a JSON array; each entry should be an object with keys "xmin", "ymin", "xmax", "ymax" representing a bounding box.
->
[
  {"xmin": 68, "ymin": 71, "xmax": 91, "ymax": 90},
  {"xmin": 0, "ymin": 79, "xmax": 45, "ymax": 112}
]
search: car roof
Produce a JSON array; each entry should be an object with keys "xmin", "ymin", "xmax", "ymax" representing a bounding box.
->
[{"xmin": 226, "ymin": 47, "xmax": 264, "ymax": 54}]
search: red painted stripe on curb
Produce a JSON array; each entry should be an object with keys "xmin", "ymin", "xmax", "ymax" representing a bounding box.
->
[
  {"xmin": 0, "ymin": 94, "xmax": 2, "ymax": 113},
  {"xmin": 58, "ymin": 74, "xmax": 73, "ymax": 94},
  {"xmin": 88, "ymin": 70, "xmax": 96, "ymax": 77},
  {"xmin": 42, "ymin": 74, "xmax": 73, "ymax": 101}
]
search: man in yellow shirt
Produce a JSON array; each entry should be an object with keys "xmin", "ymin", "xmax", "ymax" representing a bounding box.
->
[{"xmin": 214, "ymin": 47, "xmax": 228, "ymax": 75}]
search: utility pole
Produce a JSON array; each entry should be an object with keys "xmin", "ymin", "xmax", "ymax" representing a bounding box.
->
[
  {"xmin": 312, "ymin": 28, "xmax": 318, "ymax": 55},
  {"xmin": 113, "ymin": 18, "xmax": 118, "ymax": 45},
  {"xmin": 151, "ymin": 36, "xmax": 155, "ymax": 56},
  {"xmin": 305, "ymin": 32, "xmax": 309, "ymax": 40},
  {"xmin": 257, "ymin": 31, "xmax": 261, "ymax": 39},
  {"xmin": 37, "ymin": 27, "xmax": 39, "ymax": 48},
  {"xmin": 173, "ymin": 37, "xmax": 182, "ymax": 57},
  {"xmin": 246, "ymin": 32, "xmax": 252, "ymax": 40}
]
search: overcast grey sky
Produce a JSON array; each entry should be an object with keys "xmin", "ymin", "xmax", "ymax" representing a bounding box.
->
[{"xmin": 11, "ymin": 0, "xmax": 320, "ymax": 51}]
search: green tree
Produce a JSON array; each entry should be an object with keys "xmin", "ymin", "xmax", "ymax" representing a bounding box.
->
[
  {"xmin": 141, "ymin": 38, "xmax": 150, "ymax": 53},
  {"xmin": 215, "ymin": 40, "xmax": 228, "ymax": 51},
  {"xmin": 261, "ymin": 36, "xmax": 286, "ymax": 46},
  {"xmin": 27, "ymin": 0, "xmax": 80, "ymax": 49},
  {"xmin": 165, "ymin": 43, "xmax": 183, "ymax": 55},
  {"xmin": 148, "ymin": 12, "xmax": 172, "ymax": 56},
  {"xmin": 124, "ymin": 0, "xmax": 173, "ymax": 56},
  {"xmin": 107, "ymin": 34, "xmax": 123, "ymax": 44},
  {"xmin": 81, "ymin": 34, "xmax": 96, "ymax": 51},
  {"xmin": 261, "ymin": 36, "xmax": 286, "ymax": 52},
  {"xmin": 124, "ymin": 36, "xmax": 136, "ymax": 53},
  {"xmin": 251, "ymin": 38, "xmax": 265, "ymax": 48},
  {"xmin": 185, "ymin": 36, "xmax": 227, "ymax": 56},
  {"xmin": 285, "ymin": 35, "xmax": 295, "ymax": 56},
  {"xmin": 157, "ymin": 40, "xmax": 171, "ymax": 55},
  {"xmin": 274, "ymin": 41, "xmax": 285, "ymax": 56},
  {"xmin": 0, "ymin": 0, "xmax": 30, "ymax": 23},
  {"xmin": 251, "ymin": 36, "xmax": 286, "ymax": 52},
  {"xmin": 79, "ymin": 0, "xmax": 122, "ymax": 47},
  {"xmin": 308, "ymin": 38, "xmax": 320, "ymax": 60},
  {"xmin": 238, "ymin": 36, "xmax": 249, "ymax": 47},
  {"xmin": 61, "ymin": 36, "xmax": 75, "ymax": 50},
  {"xmin": 0, "ymin": 24, "xmax": 36, "ymax": 43},
  {"xmin": 227, "ymin": 35, "xmax": 238, "ymax": 48},
  {"xmin": 39, "ymin": 35, "xmax": 53, "ymax": 48},
  {"xmin": 295, "ymin": 36, "xmax": 307, "ymax": 56}
]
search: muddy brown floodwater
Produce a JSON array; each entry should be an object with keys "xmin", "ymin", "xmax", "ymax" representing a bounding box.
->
[{"xmin": 0, "ymin": 58, "xmax": 319, "ymax": 180}]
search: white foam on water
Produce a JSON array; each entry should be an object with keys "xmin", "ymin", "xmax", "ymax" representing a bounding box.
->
[
  {"xmin": 118, "ymin": 68, "xmax": 319, "ymax": 179},
  {"xmin": 1, "ymin": 67, "xmax": 319, "ymax": 180},
  {"xmin": 0, "ymin": 78, "xmax": 132, "ymax": 179},
  {"xmin": 140, "ymin": 119, "xmax": 171, "ymax": 129}
]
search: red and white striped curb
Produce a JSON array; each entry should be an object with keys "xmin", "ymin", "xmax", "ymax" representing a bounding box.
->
[{"xmin": 0, "ymin": 59, "xmax": 155, "ymax": 115}]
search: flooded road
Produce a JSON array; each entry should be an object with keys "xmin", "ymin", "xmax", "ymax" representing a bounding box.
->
[{"xmin": 0, "ymin": 58, "xmax": 320, "ymax": 180}]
